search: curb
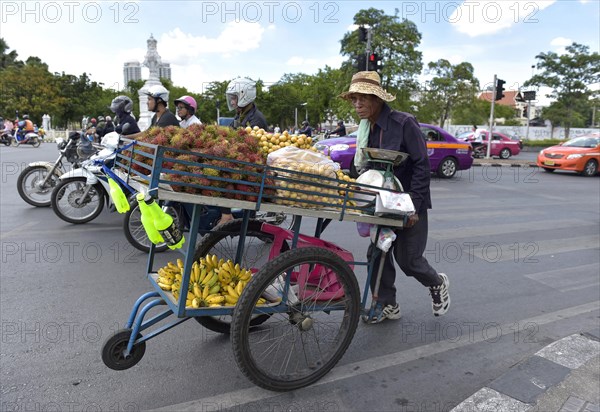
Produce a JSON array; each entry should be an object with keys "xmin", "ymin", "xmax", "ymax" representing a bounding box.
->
[
  {"xmin": 471, "ymin": 159, "xmax": 538, "ymax": 167},
  {"xmin": 472, "ymin": 162, "xmax": 538, "ymax": 168},
  {"xmin": 451, "ymin": 332, "xmax": 600, "ymax": 412}
]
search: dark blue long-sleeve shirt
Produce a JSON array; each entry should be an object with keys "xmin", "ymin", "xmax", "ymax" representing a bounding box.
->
[{"xmin": 367, "ymin": 103, "xmax": 432, "ymax": 213}]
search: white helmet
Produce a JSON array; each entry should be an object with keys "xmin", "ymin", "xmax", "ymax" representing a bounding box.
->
[
  {"xmin": 226, "ymin": 78, "xmax": 256, "ymax": 111},
  {"xmin": 145, "ymin": 85, "xmax": 169, "ymax": 111}
]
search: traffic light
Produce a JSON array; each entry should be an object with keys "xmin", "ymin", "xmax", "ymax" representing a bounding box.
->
[
  {"xmin": 358, "ymin": 27, "xmax": 368, "ymax": 42},
  {"xmin": 495, "ymin": 79, "xmax": 505, "ymax": 101},
  {"xmin": 368, "ymin": 53, "xmax": 381, "ymax": 72},
  {"xmin": 353, "ymin": 54, "xmax": 367, "ymax": 72}
]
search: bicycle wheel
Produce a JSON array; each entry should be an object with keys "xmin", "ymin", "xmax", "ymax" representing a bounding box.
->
[
  {"xmin": 231, "ymin": 246, "xmax": 360, "ymax": 391},
  {"xmin": 51, "ymin": 177, "xmax": 104, "ymax": 224},
  {"xmin": 192, "ymin": 219, "xmax": 288, "ymax": 334}
]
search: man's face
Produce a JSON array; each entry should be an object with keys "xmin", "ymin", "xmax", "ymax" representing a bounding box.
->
[
  {"xmin": 229, "ymin": 95, "xmax": 238, "ymax": 110},
  {"xmin": 349, "ymin": 93, "xmax": 381, "ymax": 119},
  {"xmin": 147, "ymin": 97, "xmax": 156, "ymax": 111}
]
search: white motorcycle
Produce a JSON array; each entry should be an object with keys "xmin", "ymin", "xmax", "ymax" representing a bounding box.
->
[
  {"xmin": 50, "ymin": 132, "xmax": 143, "ymax": 224},
  {"xmin": 17, "ymin": 131, "xmax": 92, "ymax": 207}
]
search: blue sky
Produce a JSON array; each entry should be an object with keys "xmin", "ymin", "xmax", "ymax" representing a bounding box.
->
[{"xmin": 2, "ymin": 1, "xmax": 599, "ymax": 106}]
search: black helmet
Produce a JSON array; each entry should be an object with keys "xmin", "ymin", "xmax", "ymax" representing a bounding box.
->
[
  {"xmin": 302, "ymin": 120, "xmax": 308, "ymax": 126},
  {"xmin": 23, "ymin": 114, "xmax": 30, "ymax": 120},
  {"xmin": 110, "ymin": 95, "xmax": 133, "ymax": 114}
]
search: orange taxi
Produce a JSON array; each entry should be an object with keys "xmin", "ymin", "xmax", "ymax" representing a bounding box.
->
[{"xmin": 537, "ymin": 133, "xmax": 600, "ymax": 177}]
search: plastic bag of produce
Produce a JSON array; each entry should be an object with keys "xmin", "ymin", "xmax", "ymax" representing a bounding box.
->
[
  {"xmin": 267, "ymin": 146, "xmax": 340, "ymax": 178},
  {"xmin": 267, "ymin": 146, "xmax": 342, "ymax": 209}
]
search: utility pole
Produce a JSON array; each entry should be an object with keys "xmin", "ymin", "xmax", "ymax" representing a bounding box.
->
[
  {"xmin": 365, "ymin": 28, "xmax": 372, "ymax": 71},
  {"xmin": 487, "ymin": 75, "xmax": 497, "ymax": 159}
]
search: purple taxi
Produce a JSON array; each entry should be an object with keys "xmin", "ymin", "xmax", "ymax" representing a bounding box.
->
[{"xmin": 314, "ymin": 123, "xmax": 473, "ymax": 178}]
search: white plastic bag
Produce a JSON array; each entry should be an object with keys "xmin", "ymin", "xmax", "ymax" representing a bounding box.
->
[{"xmin": 370, "ymin": 226, "xmax": 397, "ymax": 252}]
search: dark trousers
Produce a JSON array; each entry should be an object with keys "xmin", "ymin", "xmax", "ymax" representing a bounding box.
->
[{"xmin": 367, "ymin": 211, "xmax": 440, "ymax": 306}]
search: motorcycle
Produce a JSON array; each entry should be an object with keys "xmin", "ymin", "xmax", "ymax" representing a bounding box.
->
[
  {"xmin": 17, "ymin": 131, "xmax": 94, "ymax": 207},
  {"xmin": 50, "ymin": 132, "xmax": 140, "ymax": 224},
  {"xmin": 12, "ymin": 129, "xmax": 41, "ymax": 147},
  {"xmin": 0, "ymin": 131, "xmax": 11, "ymax": 146}
]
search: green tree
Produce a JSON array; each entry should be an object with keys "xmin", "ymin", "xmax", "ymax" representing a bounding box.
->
[
  {"xmin": 200, "ymin": 80, "xmax": 231, "ymax": 124},
  {"xmin": 0, "ymin": 38, "xmax": 23, "ymax": 69},
  {"xmin": 525, "ymin": 42, "xmax": 600, "ymax": 138},
  {"xmin": 339, "ymin": 8, "xmax": 423, "ymax": 110},
  {"xmin": 417, "ymin": 60, "xmax": 479, "ymax": 127},
  {"xmin": 123, "ymin": 79, "xmax": 145, "ymax": 118},
  {"xmin": 0, "ymin": 63, "xmax": 64, "ymax": 125}
]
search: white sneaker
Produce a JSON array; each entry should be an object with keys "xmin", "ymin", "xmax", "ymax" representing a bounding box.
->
[
  {"xmin": 430, "ymin": 273, "xmax": 450, "ymax": 316},
  {"xmin": 362, "ymin": 303, "xmax": 401, "ymax": 324}
]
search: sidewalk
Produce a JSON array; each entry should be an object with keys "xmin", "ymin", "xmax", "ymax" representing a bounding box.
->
[{"xmin": 452, "ymin": 331, "xmax": 600, "ymax": 412}]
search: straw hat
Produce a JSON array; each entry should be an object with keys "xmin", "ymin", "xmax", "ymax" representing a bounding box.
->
[{"xmin": 340, "ymin": 71, "xmax": 395, "ymax": 102}]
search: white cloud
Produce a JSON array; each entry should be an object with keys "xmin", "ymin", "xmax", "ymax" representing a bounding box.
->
[
  {"xmin": 451, "ymin": 0, "xmax": 556, "ymax": 37},
  {"xmin": 152, "ymin": 22, "xmax": 266, "ymax": 64},
  {"xmin": 550, "ymin": 36, "xmax": 572, "ymax": 54}
]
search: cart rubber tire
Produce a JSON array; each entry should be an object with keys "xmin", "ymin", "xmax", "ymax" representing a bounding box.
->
[
  {"xmin": 231, "ymin": 246, "xmax": 360, "ymax": 391},
  {"xmin": 192, "ymin": 219, "xmax": 288, "ymax": 334},
  {"xmin": 101, "ymin": 329, "xmax": 146, "ymax": 371},
  {"xmin": 17, "ymin": 165, "xmax": 59, "ymax": 207},
  {"xmin": 51, "ymin": 178, "xmax": 105, "ymax": 224}
]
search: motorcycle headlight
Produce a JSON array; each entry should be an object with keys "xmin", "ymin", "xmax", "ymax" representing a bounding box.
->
[
  {"xmin": 330, "ymin": 144, "xmax": 349, "ymax": 152},
  {"xmin": 567, "ymin": 154, "xmax": 583, "ymax": 159}
]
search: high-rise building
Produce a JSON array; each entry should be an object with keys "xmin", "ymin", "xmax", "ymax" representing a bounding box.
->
[
  {"xmin": 159, "ymin": 63, "xmax": 171, "ymax": 81},
  {"xmin": 123, "ymin": 61, "xmax": 142, "ymax": 89}
]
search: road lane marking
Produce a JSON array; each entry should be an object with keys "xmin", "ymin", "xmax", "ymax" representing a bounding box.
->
[
  {"xmin": 466, "ymin": 235, "xmax": 600, "ymax": 262},
  {"xmin": 429, "ymin": 219, "xmax": 589, "ymax": 240},
  {"xmin": 525, "ymin": 263, "xmax": 600, "ymax": 292},
  {"xmin": 153, "ymin": 301, "xmax": 600, "ymax": 412}
]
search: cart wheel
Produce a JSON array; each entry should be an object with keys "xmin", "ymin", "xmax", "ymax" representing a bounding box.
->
[
  {"xmin": 231, "ymin": 246, "xmax": 360, "ymax": 391},
  {"xmin": 101, "ymin": 329, "xmax": 146, "ymax": 371},
  {"xmin": 192, "ymin": 219, "xmax": 289, "ymax": 334}
]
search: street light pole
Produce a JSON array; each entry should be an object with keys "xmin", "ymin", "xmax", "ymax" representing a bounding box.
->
[{"xmin": 294, "ymin": 107, "xmax": 298, "ymax": 130}]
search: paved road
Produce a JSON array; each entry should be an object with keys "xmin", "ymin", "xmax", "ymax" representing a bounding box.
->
[{"xmin": 1, "ymin": 143, "xmax": 598, "ymax": 411}]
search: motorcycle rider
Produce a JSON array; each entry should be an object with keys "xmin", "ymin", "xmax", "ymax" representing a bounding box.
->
[
  {"xmin": 15, "ymin": 115, "xmax": 36, "ymax": 142},
  {"xmin": 103, "ymin": 116, "xmax": 115, "ymax": 135},
  {"xmin": 298, "ymin": 120, "xmax": 313, "ymax": 137},
  {"xmin": 225, "ymin": 78, "xmax": 268, "ymax": 130},
  {"xmin": 146, "ymin": 85, "xmax": 179, "ymax": 128},
  {"xmin": 109, "ymin": 96, "xmax": 140, "ymax": 136},
  {"xmin": 329, "ymin": 120, "xmax": 346, "ymax": 137},
  {"xmin": 174, "ymin": 95, "xmax": 202, "ymax": 128}
]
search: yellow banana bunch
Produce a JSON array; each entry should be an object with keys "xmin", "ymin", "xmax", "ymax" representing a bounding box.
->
[
  {"xmin": 193, "ymin": 283, "xmax": 203, "ymax": 299},
  {"xmin": 157, "ymin": 280, "xmax": 172, "ymax": 291},
  {"xmin": 201, "ymin": 270, "xmax": 218, "ymax": 288},
  {"xmin": 225, "ymin": 294, "xmax": 239, "ymax": 305}
]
